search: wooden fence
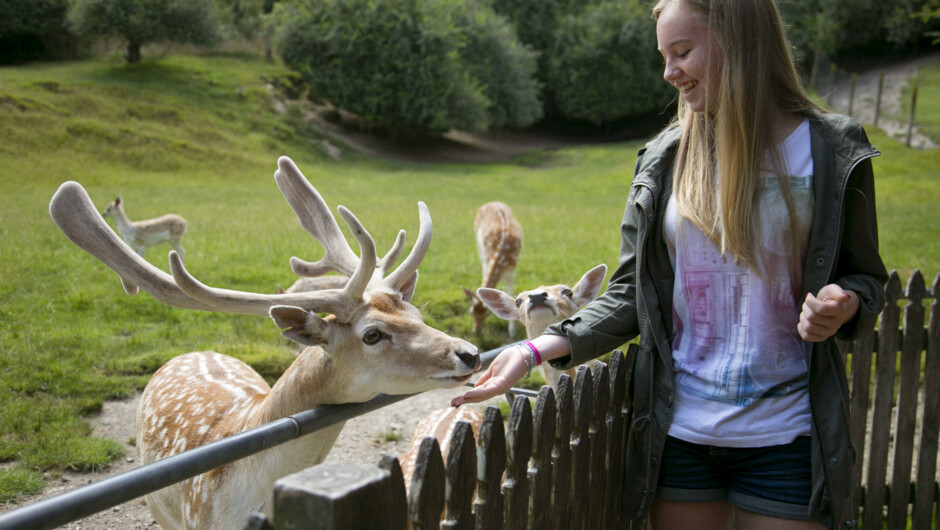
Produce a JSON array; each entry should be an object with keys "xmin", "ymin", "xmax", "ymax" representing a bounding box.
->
[
  {"xmin": 840, "ymin": 270, "xmax": 939, "ymax": 530},
  {"xmin": 252, "ymin": 270, "xmax": 938, "ymax": 530}
]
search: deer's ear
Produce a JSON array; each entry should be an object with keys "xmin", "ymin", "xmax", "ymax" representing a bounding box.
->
[
  {"xmin": 571, "ymin": 264, "xmax": 608, "ymax": 307},
  {"xmin": 400, "ymin": 271, "xmax": 418, "ymax": 303},
  {"xmin": 269, "ymin": 305, "xmax": 330, "ymax": 346},
  {"xmin": 476, "ymin": 288, "xmax": 519, "ymax": 320}
]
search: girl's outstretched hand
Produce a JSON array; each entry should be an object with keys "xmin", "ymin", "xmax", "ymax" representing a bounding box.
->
[
  {"xmin": 798, "ymin": 284, "xmax": 859, "ymax": 342},
  {"xmin": 451, "ymin": 346, "xmax": 528, "ymax": 407}
]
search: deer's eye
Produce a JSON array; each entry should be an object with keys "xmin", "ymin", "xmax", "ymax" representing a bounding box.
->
[
  {"xmin": 515, "ymin": 298, "xmax": 523, "ymax": 307},
  {"xmin": 561, "ymin": 288, "xmax": 574, "ymax": 298},
  {"xmin": 362, "ymin": 328, "xmax": 386, "ymax": 345}
]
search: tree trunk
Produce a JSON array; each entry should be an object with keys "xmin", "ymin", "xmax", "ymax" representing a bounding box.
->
[{"xmin": 125, "ymin": 41, "xmax": 141, "ymax": 63}]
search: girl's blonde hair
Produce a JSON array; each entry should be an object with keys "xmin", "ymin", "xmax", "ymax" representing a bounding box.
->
[{"xmin": 653, "ymin": 0, "xmax": 823, "ymax": 272}]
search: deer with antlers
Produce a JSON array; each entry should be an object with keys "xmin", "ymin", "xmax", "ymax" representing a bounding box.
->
[
  {"xmin": 462, "ymin": 201, "xmax": 522, "ymax": 336},
  {"xmin": 101, "ymin": 195, "xmax": 188, "ymax": 260},
  {"xmin": 49, "ymin": 156, "xmax": 479, "ymax": 530},
  {"xmin": 477, "ymin": 264, "xmax": 607, "ymax": 390}
]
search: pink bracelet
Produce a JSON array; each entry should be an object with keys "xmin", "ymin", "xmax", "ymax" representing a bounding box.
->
[{"xmin": 524, "ymin": 341, "xmax": 542, "ymax": 365}]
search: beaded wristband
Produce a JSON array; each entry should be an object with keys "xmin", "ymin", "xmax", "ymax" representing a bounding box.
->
[
  {"xmin": 520, "ymin": 346, "xmax": 533, "ymax": 379},
  {"xmin": 523, "ymin": 341, "xmax": 542, "ymax": 365}
]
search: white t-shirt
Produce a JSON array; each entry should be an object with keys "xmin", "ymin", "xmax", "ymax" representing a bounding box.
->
[{"xmin": 664, "ymin": 119, "xmax": 815, "ymax": 447}]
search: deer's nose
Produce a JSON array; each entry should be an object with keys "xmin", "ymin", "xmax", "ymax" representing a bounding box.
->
[
  {"xmin": 528, "ymin": 291, "xmax": 548, "ymax": 305},
  {"xmin": 457, "ymin": 350, "xmax": 481, "ymax": 371}
]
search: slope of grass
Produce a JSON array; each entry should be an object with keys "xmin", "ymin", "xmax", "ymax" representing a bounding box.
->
[{"xmin": 0, "ymin": 51, "xmax": 937, "ymax": 504}]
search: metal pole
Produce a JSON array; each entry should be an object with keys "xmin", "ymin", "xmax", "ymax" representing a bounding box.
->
[{"xmin": 0, "ymin": 344, "xmax": 517, "ymax": 530}]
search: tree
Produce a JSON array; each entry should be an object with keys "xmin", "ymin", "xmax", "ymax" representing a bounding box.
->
[{"xmin": 68, "ymin": 0, "xmax": 222, "ymax": 63}]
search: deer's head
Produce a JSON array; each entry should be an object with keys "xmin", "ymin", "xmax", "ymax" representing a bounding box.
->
[{"xmin": 476, "ymin": 264, "xmax": 607, "ymax": 337}]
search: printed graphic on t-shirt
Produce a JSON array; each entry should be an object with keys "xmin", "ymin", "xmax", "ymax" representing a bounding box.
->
[
  {"xmin": 665, "ymin": 118, "xmax": 815, "ymax": 444},
  {"xmin": 671, "ymin": 179, "xmax": 811, "ymax": 407}
]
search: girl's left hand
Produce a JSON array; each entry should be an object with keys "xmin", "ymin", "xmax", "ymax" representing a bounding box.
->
[{"xmin": 798, "ymin": 284, "xmax": 859, "ymax": 342}]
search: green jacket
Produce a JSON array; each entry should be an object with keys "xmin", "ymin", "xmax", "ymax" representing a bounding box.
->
[{"xmin": 547, "ymin": 111, "xmax": 888, "ymax": 529}]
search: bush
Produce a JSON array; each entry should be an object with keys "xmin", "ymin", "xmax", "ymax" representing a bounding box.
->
[
  {"xmin": 68, "ymin": 0, "xmax": 222, "ymax": 63},
  {"xmin": 274, "ymin": 0, "xmax": 540, "ymax": 133},
  {"xmin": 0, "ymin": 0, "xmax": 72, "ymax": 64},
  {"xmin": 454, "ymin": 3, "xmax": 542, "ymax": 129},
  {"xmin": 546, "ymin": 0, "xmax": 673, "ymax": 125}
]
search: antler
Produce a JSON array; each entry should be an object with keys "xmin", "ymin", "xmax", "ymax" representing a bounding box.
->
[
  {"xmin": 49, "ymin": 181, "xmax": 215, "ymax": 311},
  {"xmin": 274, "ymin": 156, "xmax": 430, "ymax": 295},
  {"xmin": 48, "ymin": 157, "xmax": 425, "ymax": 321}
]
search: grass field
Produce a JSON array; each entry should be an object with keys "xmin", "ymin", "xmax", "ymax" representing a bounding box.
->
[{"xmin": 0, "ymin": 51, "xmax": 938, "ymax": 503}]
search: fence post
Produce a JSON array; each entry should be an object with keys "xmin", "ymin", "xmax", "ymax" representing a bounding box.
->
[
  {"xmin": 529, "ymin": 387, "xmax": 557, "ymax": 530},
  {"xmin": 568, "ymin": 367, "xmax": 594, "ymax": 530},
  {"xmin": 550, "ymin": 375, "xmax": 574, "ymax": 530},
  {"xmin": 874, "ymin": 71, "xmax": 884, "ymax": 127},
  {"xmin": 442, "ymin": 421, "xmax": 477, "ymax": 530},
  {"xmin": 848, "ymin": 73, "xmax": 857, "ymax": 117},
  {"xmin": 913, "ymin": 272, "xmax": 940, "ymax": 529},
  {"xmin": 906, "ymin": 86, "xmax": 918, "ymax": 147},
  {"xmin": 408, "ymin": 437, "xmax": 446, "ymax": 529},
  {"xmin": 271, "ymin": 463, "xmax": 399, "ymax": 530},
  {"xmin": 503, "ymin": 396, "xmax": 533, "ymax": 529},
  {"xmin": 474, "ymin": 406, "xmax": 506, "ymax": 530}
]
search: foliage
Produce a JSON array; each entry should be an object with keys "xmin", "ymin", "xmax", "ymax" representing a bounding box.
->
[
  {"xmin": 487, "ymin": 0, "xmax": 582, "ymax": 54},
  {"xmin": 274, "ymin": 0, "xmax": 540, "ymax": 134},
  {"xmin": 546, "ymin": 0, "xmax": 674, "ymax": 124},
  {"xmin": 215, "ymin": 0, "xmax": 266, "ymax": 40},
  {"xmin": 779, "ymin": 0, "xmax": 940, "ymax": 62},
  {"xmin": 0, "ymin": 0, "xmax": 69, "ymax": 37},
  {"xmin": 0, "ymin": 0, "xmax": 72, "ymax": 64},
  {"xmin": 453, "ymin": 1, "xmax": 543, "ymax": 129},
  {"xmin": 67, "ymin": 0, "xmax": 222, "ymax": 63}
]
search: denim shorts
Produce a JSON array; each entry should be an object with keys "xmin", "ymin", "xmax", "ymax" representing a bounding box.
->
[{"xmin": 656, "ymin": 435, "xmax": 815, "ymax": 521}]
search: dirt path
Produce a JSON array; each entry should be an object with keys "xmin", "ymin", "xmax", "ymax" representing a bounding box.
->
[{"xmin": 827, "ymin": 52, "xmax": 939, "ymax": 150}]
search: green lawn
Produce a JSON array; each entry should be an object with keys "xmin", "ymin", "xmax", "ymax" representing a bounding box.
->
[{"xmin": 0, "ymin": 51, "xmax": 937, "ymax": 503}]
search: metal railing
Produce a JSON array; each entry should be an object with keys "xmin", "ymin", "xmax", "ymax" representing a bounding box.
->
[{"xmin": 0, "ymin": 343, "xmax": 525, "ymax": 530}]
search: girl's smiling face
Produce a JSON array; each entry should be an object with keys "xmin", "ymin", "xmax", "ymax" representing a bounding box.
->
[{"xmin": 656, "ymin": 2, "xmax": 722, "ymax": 114}]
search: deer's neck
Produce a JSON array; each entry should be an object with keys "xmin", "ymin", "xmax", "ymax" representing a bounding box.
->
[
  {"xmin": 110, "ymin": 206, "xmax": 137, "ymax": 235},
  {"xmin": 251, "ymin": 346, "xmax": 362, "ymax": 428}
]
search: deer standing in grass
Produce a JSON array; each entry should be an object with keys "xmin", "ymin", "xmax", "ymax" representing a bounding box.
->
[
  {"xmin": 101, "ymin": 195, "xmax": 187, "ymax": 260},
  {"xmin": 462, "ymin": 202, "xmax": 522, "ymax": 336},
  {"xmin": 49, "ymin": 156, "xmax": 479, "ymax": 530},
  {"xmin": 477, "ymin": 264, "xmax": 607, "ymax": 390}
]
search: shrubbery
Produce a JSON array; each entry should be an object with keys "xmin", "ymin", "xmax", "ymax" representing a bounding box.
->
[
  {"xmin": 275, "ymin": 0, "xmax": 540, "ymax": 133},
  {"xmin": 0, "ymin": 0, "xmax": 71, "ymax": 63},
  {"xmin": 546, "ymin": 0, "xmax": 674, "ymax": 124}
]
